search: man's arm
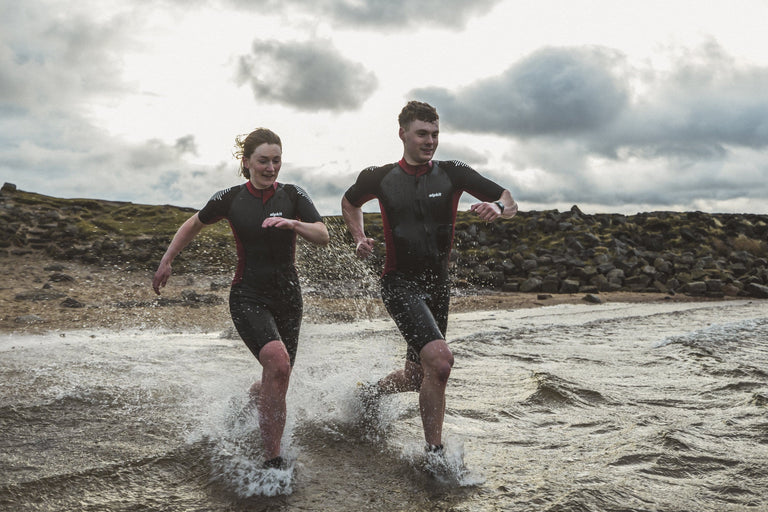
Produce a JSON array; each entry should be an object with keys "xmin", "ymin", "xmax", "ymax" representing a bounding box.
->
[
  {"xmin": 341, "ymin": 196, "xmax": 375, "ymax": 259},
  {"xmin": 470, "ymin": 189, "xmax": 518, "ymax": 222}
]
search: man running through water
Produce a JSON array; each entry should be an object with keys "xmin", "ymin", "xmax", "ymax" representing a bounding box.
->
[{"xmin": 341, "ymin": 101, "xmax": 518, "ymax": 455}]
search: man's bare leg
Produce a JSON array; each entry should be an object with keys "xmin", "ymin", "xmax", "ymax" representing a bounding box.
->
[
  {"xmin": 365, "ymin": 340, "xmax": 453, "ymax": 446},
  {"xmin": 417, "ymin": 339, "xmax": 453, "ymax": 447},
  {"xmin": 377, "ymin": 360, "xmax": 423, "ymax": 393}
]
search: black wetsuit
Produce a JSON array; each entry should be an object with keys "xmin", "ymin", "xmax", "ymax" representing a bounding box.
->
[
  {"xmin": 198, "ymin": 181, "xmax": 323, "ymax": 365},
  {"xmin": 344, "ymin": 159, "xmax": 504, "ymax": 361}
]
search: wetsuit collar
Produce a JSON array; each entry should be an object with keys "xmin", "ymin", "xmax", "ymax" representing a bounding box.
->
[
  {"xmin": 398, "ymin": 158, "xmax": 433, "ymax": 177},
  {"xmin": 246, "ymin": 181, "xmax": 277, "ymax": 203}
]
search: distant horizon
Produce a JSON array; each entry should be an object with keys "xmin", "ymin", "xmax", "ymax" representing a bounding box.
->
[{"xmin": 5, "ymin": 181, "xmax": 766, "ymax": 218}]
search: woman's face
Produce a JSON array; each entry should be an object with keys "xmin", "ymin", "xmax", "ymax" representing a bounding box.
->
[{"xmin": 244, "ymin": 143, "xmax": 282, "ymax": 189}]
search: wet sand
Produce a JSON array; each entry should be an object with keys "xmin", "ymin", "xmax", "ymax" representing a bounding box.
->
[{"xmin": 0, "ymin": 254, "xmax": 744, "ymax": 334}]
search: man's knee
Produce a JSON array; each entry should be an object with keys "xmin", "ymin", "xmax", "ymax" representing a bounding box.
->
[
  {"xmin": 420, "ymin": 340, "xmax": 453, "ymax": 383},
  {"xmin": 430, "ymin": 359, "xmax": 453, "ymax": 383}
]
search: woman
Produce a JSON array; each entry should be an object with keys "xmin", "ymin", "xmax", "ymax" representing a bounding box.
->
[{"xmin": 152, "ymin": 128, "xmax": 329, "ymax": 469}]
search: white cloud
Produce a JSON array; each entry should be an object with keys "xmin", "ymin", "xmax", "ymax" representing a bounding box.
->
[{"xmin": 1, "ymin": 0, "xmax": 767, "ymax": 216}]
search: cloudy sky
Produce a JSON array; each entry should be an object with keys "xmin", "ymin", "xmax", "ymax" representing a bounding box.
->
[{"xmin": 2, "ymin": 0, "xmax": 767, "ymax": 216}]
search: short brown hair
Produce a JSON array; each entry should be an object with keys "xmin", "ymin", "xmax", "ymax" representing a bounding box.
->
[
  {"xmin": 398, "ymin": 101, "xmax": 439, "ymax": 129},
  {"xmin": 233, "ymin": 128, "xmax": 282, "ymax": 178}
]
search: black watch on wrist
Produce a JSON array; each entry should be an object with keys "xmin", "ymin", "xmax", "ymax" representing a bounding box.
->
[{"xmin": 494, "ymin": 200, "xmax": 505, "ymax": 214}]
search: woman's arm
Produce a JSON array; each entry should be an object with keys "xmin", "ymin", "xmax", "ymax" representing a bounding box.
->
[
  {"xmin": 152, "ymin": 213, "xmax": 206, "ymax": 294},
  {"xmin": 261, "ymin": 217, "xmax": 330, "ymax": 246}
]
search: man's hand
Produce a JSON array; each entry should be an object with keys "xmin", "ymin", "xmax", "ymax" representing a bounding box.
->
[{"xmin": 355, "ymin": 237, "xmax": 376, "ymax": 259}]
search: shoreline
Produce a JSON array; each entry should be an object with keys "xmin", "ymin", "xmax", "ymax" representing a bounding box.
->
[{"xmin": 0, "ymin": 254, "xmax": 749, "ymax": 335}]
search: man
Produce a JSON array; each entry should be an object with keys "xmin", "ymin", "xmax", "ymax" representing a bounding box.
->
[{"xmin": 341, "ymin": 101, "xmax": 518, "ymax": 454}]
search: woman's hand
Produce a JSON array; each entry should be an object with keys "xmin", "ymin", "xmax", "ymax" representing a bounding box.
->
[
  {"xmin": 263, "ymin": 217, "xmax": 329, "ymax": 246},
  {"xmin": 152, "ymin": 260, "xmax": 172, "ymax": 295},
  {"xmin": 262, "ymin": 216, "xmax": 298, "ymax": 230}
]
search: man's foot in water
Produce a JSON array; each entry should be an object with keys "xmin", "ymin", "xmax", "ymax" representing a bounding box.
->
[
  {"xmin": 355, "ymin": 381, "xmax": 382, "ymax": 430},
  {"xmin": 262, "ymin": 456, "xmax": 287, "ymax": 470},
  {"xmin": 423, "ymin": 444, "xmax": 469, "ymax": 482}
]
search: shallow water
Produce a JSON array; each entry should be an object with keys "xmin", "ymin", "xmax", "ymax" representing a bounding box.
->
[{"xmin": 2, "ymin": 299, "xmax": 767, "ymax": 511}]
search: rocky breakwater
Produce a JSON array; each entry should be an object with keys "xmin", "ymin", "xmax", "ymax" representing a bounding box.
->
[
  {"xmin": 446, "ymin": 205, "xmax": 768, "ymax": 299},
  {"xmin": 2, "ymin": 183, "xmax": 768, "ymax": 299}
]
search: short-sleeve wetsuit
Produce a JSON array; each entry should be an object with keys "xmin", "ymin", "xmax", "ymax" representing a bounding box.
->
[
  {"xmin": 198, "ymin": 181, "xmax": 323, "ymax": 365},
  {"xmin": 344, "ymin": 159, "xmax": 504, "ymax": 362}
]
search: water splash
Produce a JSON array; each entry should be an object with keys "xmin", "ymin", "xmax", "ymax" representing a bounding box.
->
[
  {"xmin": 401, "ymin": 439, "xmax": 485, "ymax": 487},
  {"xmin": 296, "ymin": 217, "xmax": 385, "ymax": 322},
  {"xmin": 192, "ymin": 397, "xmax": 298, "ymax": 497}
]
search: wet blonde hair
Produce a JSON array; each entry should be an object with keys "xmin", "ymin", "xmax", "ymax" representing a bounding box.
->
[{"xmin": 233, "ymin": 128, "xmax": 282, "ymax": 179}]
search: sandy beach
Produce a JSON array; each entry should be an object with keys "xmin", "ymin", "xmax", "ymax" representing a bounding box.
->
[{"xmin": 0, "ymin": 253, "xmax": 745, "ymax": 335}]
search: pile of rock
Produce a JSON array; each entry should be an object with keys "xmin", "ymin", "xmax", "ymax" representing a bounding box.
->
[
  {"xmin": 450, "ymin": 206, "xmax": 768, "ymax": 299},
  {"xmin": 3, "ymin": 184, "xmax": 767, "ymax": 299}
]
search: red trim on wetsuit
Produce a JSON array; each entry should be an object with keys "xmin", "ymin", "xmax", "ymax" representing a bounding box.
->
[
  {"xmin": 229, "ymin": 219, "xmax": 247, "ymax": 285},
  {"xmin": 378, "ymin": 160, "xmax": 431, "ymax": 274},
  {"xmin": 246, "ymin": 181, "xmax": 277, "ymax": 203},
  {"xmin": 449, "ymin": 189, "xmax": 463, "ymax": 260},
  {"xmin": 379, "ymin": 199, "xmax": 397, "ymax": 275},
  {"xmin": 398, "ymin": 158, "xmax": 432, "ymax": 177}
]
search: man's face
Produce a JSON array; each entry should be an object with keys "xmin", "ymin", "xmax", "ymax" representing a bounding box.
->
[{"xmin": 400, "ymin": 119, "xmax": 439, "ymax": 165}]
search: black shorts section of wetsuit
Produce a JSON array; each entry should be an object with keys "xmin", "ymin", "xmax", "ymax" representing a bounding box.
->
[
  {"xmin": 380, "ymin": 272, "xmax": 449, "ymax": 363},
  {"xmin": 229, "ymin": 284, "xmax": 302, "ymax": 366}
]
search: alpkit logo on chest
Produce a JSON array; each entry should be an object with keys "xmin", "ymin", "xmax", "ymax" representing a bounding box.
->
[
  {"xmin": 428, "ymin": 192, "xmax": 442, "ymax": 198},
  {"xmin": 269, "ymin": 211, "xmax": 283, "ymax": 217}
]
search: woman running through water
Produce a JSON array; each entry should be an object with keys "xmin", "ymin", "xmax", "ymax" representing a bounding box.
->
[{"xmin": 152, "ymin": 128, "xmax": 329, "ymax": 469}]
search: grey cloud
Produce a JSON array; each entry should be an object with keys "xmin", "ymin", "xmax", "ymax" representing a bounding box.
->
[
  {"xmin": 236, "ymin": 40, "xmax": 378, "ymax": 111},
  {"xmin": 413, "ymin": 47, "xmax": 630, "ymax": 137},
  {"xmin": 275, "ymin": 164, "xmax": 354, "ymax": 214},
  {"xmin": 0, "ymin": 106, "xmax": 214, "ymax": 206},
  {"xmin": 604, "ymin": 48, "xmax": 768, "ymax": 159},
  {"xmin": 508, "ymin": 142, "xmax": 768, "ymax": 213},
  {"xmin": 0, "ymin": 2, "xmax": 130, "ymax": 109},
  {"xmin": 175, "ymin": 135, "xmax": 199, "ymax": 156},
  {"xmin": 437, "ymin": 142, "xmax": 489, "ymax": 167},
  {"xmin": 413, "ymin": 43, "xmax": 768, "ymax": 165},
  {"xmin": 226, "ymin": 0, "xmax": 501, "ymax": 29},
  {"xmin": 323, "ymin": 0, "xmax": 501, "ymax": 28}
]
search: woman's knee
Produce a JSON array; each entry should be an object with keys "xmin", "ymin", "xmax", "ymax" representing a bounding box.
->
[{"xmin": 259, "ymin": 341, "xmax": 292, "ymax": 382}]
